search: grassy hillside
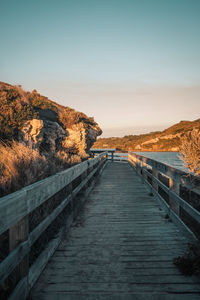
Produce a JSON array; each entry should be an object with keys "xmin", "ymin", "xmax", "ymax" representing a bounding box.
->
[{"xmin": 93, "ymin": 119, "xmax": 200, "ymax": 151}]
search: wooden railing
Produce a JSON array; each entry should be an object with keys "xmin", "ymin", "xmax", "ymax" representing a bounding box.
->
[
  {"xmin": 128, "ymin": 152, "xmax": 200, "ymax": 240},
  {"xmin": 0, "ymin": 152, "xmax": 107, "ymax": 299},
  {"xmin": 91, "ymin": 149, "xmax": 128, "ymax": 161},
  {"xmin": 91, "ymin": 148, "xmax": 116, "ymax": 161},
  {"xmin": 2, "ymin": 150, "xmax": 200, "ymax": 298}
]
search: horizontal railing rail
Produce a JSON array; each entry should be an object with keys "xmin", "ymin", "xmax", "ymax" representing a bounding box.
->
[
  {"xmin": 128, "ymin": 152, "xmax": 200, "ymax": 240},
  {"xmin": 0, "ymin": 152, "xmax": 107, "ymax": 299},
  {"xmin": 91, "ymin": 149, "xmax": 128, "ymax": 161}
]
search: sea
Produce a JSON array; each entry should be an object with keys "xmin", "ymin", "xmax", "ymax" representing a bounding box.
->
[
  {"xmin": 115, "ymin": 152, "xmax": 189, "ymax": 173},
  {"xmin": 133, "ymin": 152, "xmax": 188, "ymax": 172}
]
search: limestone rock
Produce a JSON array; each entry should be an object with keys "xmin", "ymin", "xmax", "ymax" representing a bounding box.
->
[
  {"xmin": 20, "ymin": 119, "xmax": 67, "ymax": 152},
  {"xmin": 20, "ymin": 119, "xmax": 102, "ymax": 159},
  {"xmin": 62, "ymin": 122, "xmax": 102, "ymax": 159},
  {"xmin": 0, "ymin": 81, "xmax": 102, "ymax": 163}
]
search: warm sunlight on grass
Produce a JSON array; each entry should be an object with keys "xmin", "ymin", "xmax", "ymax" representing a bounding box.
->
[{"xmin": 0, "ymin": 141, "xmax": 82, "ymax": 197}]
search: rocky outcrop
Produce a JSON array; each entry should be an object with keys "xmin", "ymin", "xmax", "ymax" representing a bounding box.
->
[
  {"xmin": 0, "ymin": 82, "xmax": 102, "ymax": 160},
  {"xmin": 62, "ymin": 122, "xmax": 101, "ymax": 159},
  {"xmin": 19, "ymin": 119, "xmax": 101, "ymax": 159},
  {"xmin": 20, "ymin": 119, "xmax": 67, "ymax": 152}
]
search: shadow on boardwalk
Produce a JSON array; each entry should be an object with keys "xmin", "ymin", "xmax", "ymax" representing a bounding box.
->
[{"xmin": 32, "ymin": 162, "xmax": 200, "ymax": 300}]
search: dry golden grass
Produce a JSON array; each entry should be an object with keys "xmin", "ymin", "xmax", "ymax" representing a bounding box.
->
[
  {"xmin": 179, "ymin": 129, "xmax": 200, "ymax": 175},
  {"xmin": 0, "ymin": 141, "xmax": 48, "ymax": 196},
  {"xmin": 0, "ymin": 141, "xmax": 83, "ymax": 197}
]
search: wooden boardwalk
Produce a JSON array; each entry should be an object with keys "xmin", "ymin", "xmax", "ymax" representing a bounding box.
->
[{"xmin": 32, "ymin": 162, "xmax": 200, "ymax": 300}]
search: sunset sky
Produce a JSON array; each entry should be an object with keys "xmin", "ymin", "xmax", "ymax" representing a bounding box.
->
[{"xmin": 1, "ymin": 0, "xmax": 200, "ymax": 137}]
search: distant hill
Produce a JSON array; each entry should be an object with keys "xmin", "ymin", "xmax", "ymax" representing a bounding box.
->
[{"xmin": 93, "ymin": 119, "xmax": 200, "ymax": 152}]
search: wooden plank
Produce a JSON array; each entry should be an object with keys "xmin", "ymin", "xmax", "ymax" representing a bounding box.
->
[
  {"xmin": 0, "ymin": 189, "xmax": 27, "ymax": 235},
  {"xmin": 0, "ymin": 153, "xmax": 105, "ymax": 235},
  {"xmin": 0, "ymin": 153, "xmax": 106, "ymax": 298},
  {"xmin": 29, "ymin": 160, "xmax": 105, "ymax": 246},
  {"xmin": 33, "ymin": 282, "xmax": 200, "ymax": 293},
  {"xmin": 0, "ymin": 241, "xmax": 29, "ymax": 284},
  {"xmin": 32, "ymin": 292, "xmax": 200, "ymax": 300},
  {"xmin": 128, "ymin": 152, "xmax": 198, "ymax": 191},
  {"xmin": 8, "ymin": 276, "xmax": 28, "ymax": 300},
  {"xmin": 9, "ymin": 216, "xmax": 29, "ymax": 290},
  {"xmin": 72, "ymin": 166, "xmax": 98, "ymax": 197},
  {"xmin": 31, "ymin": 162, "xmax": 200, "ymax": 300},
  {"xmin": 91, "ymin": 149, "xmax": 115, "ymax": 152},
  {"xmin": 142, "ymin": 166, "xmax": 200, "ymax": 225},
  {"xmin": 169, "ymin": 190, "xmax": 200, "ymax": 223},
  {"xmin": 29, "ymin": 195, "xmax": 72, "ymax": 246},
  {"xmin": 26, "ymin": 162, "xmax": 88, "ymax": 214},
  {"xmin": 29, "ymin": 227, "xmax": 65, "ymax": 289},
  {"xmin": 144, "ymin": 177, "xmax": 197, "ymax": 241},
  {"xmin": 128, "ymin": 152, "xmax": 187, "ymax": 182},
  {"xmin": 35, "ymin": 274, "xmax": 200, "ymax": 284},
  {"xmin": 29, "ymin": 157, "xmax": 106, "ymax": 290}
]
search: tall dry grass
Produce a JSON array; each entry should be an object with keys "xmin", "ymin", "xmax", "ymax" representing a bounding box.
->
[
  {"xmin": 0, "ymin": 141, "xmax": 83, "ymax": 198},
  {"xmin": 179, "ymin": 129, "xmax": 200, "ymax": 176},
  {"xmin": 0, "ymin": 141, "xmax": 48, "ymax": 197}
]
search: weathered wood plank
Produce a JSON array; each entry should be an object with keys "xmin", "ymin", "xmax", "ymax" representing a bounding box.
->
[
  {"xmin": 0, "ymin": 189, "xmax": 27, "ymax": 235},
  {"xmin": 32, "ymin": 162, "xmax": 200, "ymax": 299},
  {"xmin": 0, "ymin": 241, "xmax": 29, "ymax": 284},
  {"xmin": 29, "ymin": 227, "xmax": 65, "ymax": 289},
  {"xmin": 29, "ymin": 159, "xmax": 107, "ymax": 290},
  {"xmin": 29, "ymin": 160, "xmax": 105, "ymax": 246},
  {"xmin": 8, "ymin": 276, "xmax": 28, "ymax": 300},
  {"xmin": 141, "ymin": 163, "xmax": 200, "ymax": 225},
  {"xmin": 32, "ymin": 292, "xmax": 200, "ymax": 300},
  {"xmin": 29, "ymin": 195, "xmax": 72, "ymax": 246},
  {"xmin": 33, "ymin": 282, "xmax": 200, "ymax": 293},
  {"xmin": 0, "ymin": 153, "xmax": 106, "ymax": 235},
  {"xmin": 9, "ymin": 216, "xmax": 29, "ymax": 291},
  {"xmin": 0, "ymin": 153, "xmax": 107, "ymax": 298}
]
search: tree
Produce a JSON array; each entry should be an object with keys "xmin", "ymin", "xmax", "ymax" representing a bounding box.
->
[{"xmin": 179, "ymin": 129, "xmax": 200, "ymax": 175}]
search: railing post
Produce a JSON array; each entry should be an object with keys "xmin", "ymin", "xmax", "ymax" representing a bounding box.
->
[
  {"xmin": 67, "ymin": 182, "xmax": 73, "ymax": 214},
  {"xmin": 129, "ymin": 153, "xmax": 136, "ymax": 168},
  {"xmin": 81, "ymin": 169, "xmax": 88, "ymax": 189},
  {"xmin": 142, "ymin": 160, "xmax": 148, "ymax": 181},
  {"xmin": 152, "ymin": 168, "xmax": 159, "ymax": 192},
  {"xmin": 9, "ymin": 215, "xmax": 29, "ymax": 292},
  {"xmin": 169, "ymin": 177, "xmax": 180, "ymax": 216},
  {"xmin": 136, "ymin": 157, "xmax": 141, "ymax": 174}
]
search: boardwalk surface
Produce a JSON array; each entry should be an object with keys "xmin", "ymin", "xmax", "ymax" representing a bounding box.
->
[{"xmin": 32, "ymin": 162, "xmax": 200, "ymax": 300}]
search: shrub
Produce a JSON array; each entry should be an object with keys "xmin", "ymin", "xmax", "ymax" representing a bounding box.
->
[
  {"xmin": 179, "ymin": 129, "xmax": 200, "ymax": 175},
  {"xmin": 0, "ymin": 141, "xmax": 49, "ymax": 196},
  {"xmin": 0, "ymin": 141, "xmax": 85, "ymax": 197}
]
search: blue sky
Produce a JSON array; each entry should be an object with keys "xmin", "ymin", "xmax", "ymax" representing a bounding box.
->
[{"xmin": 1, "ymin": 0, "xmax": 200, "ymax": 137}]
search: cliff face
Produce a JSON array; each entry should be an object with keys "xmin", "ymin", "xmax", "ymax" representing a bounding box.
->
[
  {"xmin": 93, "ymin": 119, "xmax": 200, "ymax": 151},
  {"xmin": 0, "ymin": 82, "xmax": 102, "ymax": 159}
]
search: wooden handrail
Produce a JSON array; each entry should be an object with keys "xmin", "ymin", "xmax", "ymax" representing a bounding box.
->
[
  {"xmin": 91, "ymin": 149, "xmax": 128, "ymax": 161},
  {"xmin": 0, "ymin": 152, "xmax": 107, "ymax": 299},
  {"xmin": 128, "ymin": 152, "xmax": 200, "ymax": 240}
]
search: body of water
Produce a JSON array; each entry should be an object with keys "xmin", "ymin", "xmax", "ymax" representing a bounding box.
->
[
  {"xmin": 133, "ymin": 152, "xmax": 188, "ymax": 172},
  {"xmin": 113, "ymin": 151, "xmax": 188, "ymax": 172}
]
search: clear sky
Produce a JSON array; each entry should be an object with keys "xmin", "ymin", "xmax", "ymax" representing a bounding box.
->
[{"xmin": 1, "ymin": 0, "xmax": 200, "ymax": 137}]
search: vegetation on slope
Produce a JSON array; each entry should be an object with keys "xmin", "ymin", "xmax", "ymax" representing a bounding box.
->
[
  {"xmin": 94, "ymin": 119, "xmax": 200, "ymax": 151},
  {"xmin": 179, "ymin": 129, "xmax": 200, "ymax": 175},
  {"xmin": 0, "ymin": 81, "xmax": 98, "ymax": 141},
  {"xmin": 0, "ymin": 141, "xmax": 83, "ymax": 198},
  {"xmin": 0, "ymin": 82, "xmax": 100, "ymax": 197}
]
